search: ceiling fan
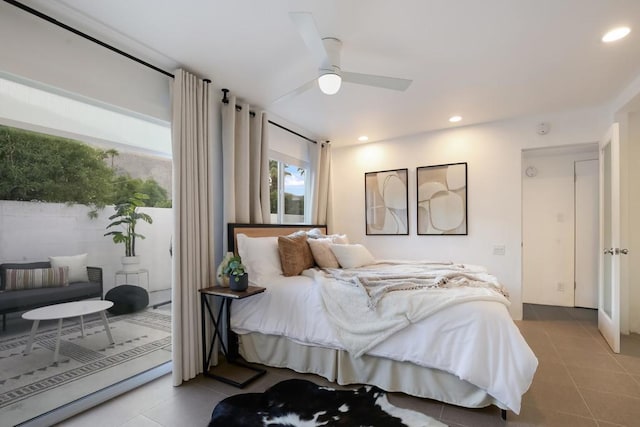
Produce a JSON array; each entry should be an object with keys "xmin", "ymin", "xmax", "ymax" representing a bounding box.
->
[{"xmin": 276, "ymin": 12, "xmax": 413, "ymax": 101}]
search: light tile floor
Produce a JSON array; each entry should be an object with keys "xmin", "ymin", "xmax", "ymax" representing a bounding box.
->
[{"xmin": 57, "ymin": 304, "xmax": 640, "ymax": 427}]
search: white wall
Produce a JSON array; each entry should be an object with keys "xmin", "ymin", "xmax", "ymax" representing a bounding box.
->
[
  {"xmin": 330, "ymin": 108, "xmax": 608, "ymax": 319},
  {"xmin": 627, "ymin": 111, "xmax": 640, "ymax": 332},
  {"xmin": 0, "ymin": 201, "xmax": 172, "ymax": 294},
  {"xmin": 522, "ymin": 147, "xmax": 598, "ymax": 307}
]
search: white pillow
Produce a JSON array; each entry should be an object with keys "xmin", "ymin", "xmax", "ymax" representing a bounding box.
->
[
  {"xmin": 49, "ymin": 253, "xmax": 89, "ymax": 283},
  {"xmin": 330, "ymin": 244, "xmax": 375, "ymax": 268},
  {"xmin": 236, "ymin": 234, "xmax": 283, "ymax": 282},
  {"xmin": 307, "ymin": 229, "xmax": 349, "ymax": 244},
  {"xmin": 308, "ymin": 238, "xmax": 340, "ymax": 269}
]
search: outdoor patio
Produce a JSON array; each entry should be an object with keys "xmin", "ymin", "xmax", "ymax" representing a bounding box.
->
[{"xmin": 0, "ymin": 297, "xmax": 172, "ymax": 426}]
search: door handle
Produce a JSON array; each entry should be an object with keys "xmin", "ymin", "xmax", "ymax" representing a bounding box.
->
[
  {"xmin": 620, "ymin": 248, "xmax": 629, "ymax": 255},
  {"xmin": 603, "ymin": 248, "xmax": 614, "ymax": 255}
]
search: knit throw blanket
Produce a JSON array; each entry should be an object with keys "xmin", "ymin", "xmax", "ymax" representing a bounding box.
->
[
  {"xmin": 312, "ymin": 261, "xmax": 510, "ymax": 357},
  {"xmin": 328, "ymin": 261, "xmax": 509, "ymax": 309}
]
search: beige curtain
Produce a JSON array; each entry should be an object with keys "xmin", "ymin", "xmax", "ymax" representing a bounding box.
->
[
  {"xmin": 222, "ymin": 94, "xmax": 270, "ymax": 235},
  {"xmin": 171, "ymin": 69, "xmax": 215, "ymax": 385},
  {"xmin": 308, "ymin": 142, "xmax": 332, "ymax": 225}
]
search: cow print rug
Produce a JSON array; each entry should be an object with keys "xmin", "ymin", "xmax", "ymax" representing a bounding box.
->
[{"xmin": 208, "ymin": 378, "xmax": 447, "ymax": 427}]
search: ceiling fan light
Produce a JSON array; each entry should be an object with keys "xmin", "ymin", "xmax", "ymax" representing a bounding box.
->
[
  {"xmin": 602, "ymin": 27, "xmax": 630, "ymax": 42},
  {"xmin": 318, "ymin": 73, "xmax": 342, "ymax": 95}
]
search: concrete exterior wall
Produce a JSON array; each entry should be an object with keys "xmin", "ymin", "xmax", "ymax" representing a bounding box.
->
[{"xmin": 0, "ymin": 201, "xmax": 172, "ymax": 294}]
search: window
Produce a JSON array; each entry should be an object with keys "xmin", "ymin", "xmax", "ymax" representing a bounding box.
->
[
  {"xmin": 0, "ymin": 74, "xmax": 173, "ymax": 425},
  {"xmin": 268, "ymin": 122, "xmax": 312, "ymax": 224},
  {"xmin": 270, "ymin": 158, "xmax": 308, "ymax": 224}
]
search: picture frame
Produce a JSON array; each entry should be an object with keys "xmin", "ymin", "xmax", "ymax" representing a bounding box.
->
[
  {"xmin": 417, "ymin": 162, "xmax": 467, "ymax": 235},
  {"xmin": 365, "ymin": 168, "xmax": 409, "ymax": 235}
]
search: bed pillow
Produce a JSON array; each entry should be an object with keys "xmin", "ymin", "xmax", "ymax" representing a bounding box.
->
[
  {"xmin": 307, "ymin": 229, "xmax": 349, "ymax": 244},
  {"xmin": 236, "ymin": 234, "xmax": 283, "ymax": 282},
  {"xmin": 278, "ymin": 234, "xmax": 315, "ymax": 276},
  {"xmin": 330, "ymin": 244, "xmax": 375, "ymax": 268},
  {"xmin": 307, "ymin": 238, "xmax": 340, "ymax": 269},
  {"xmin": 49, "ymin": 253, "xmax": 89, "ymax": 283},
  {"xmin": 4, "ymin": 267, "xmax": 69, "ymax": 290}
]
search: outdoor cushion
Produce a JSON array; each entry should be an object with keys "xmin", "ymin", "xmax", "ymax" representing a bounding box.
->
[
  {"xmin": 4, "ymin": 267, "xmax": 69, "ymax": 291},
  {"xmin": 105, "ymin": 285, "xmax": 148, "ymax": 315}
]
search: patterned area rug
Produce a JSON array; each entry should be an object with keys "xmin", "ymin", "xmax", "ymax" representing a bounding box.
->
[
  {"xmin": 0, "ymin": 309, "xmax": 171, "ymax": 426},
  {"xmin": 209, "ymin": 379, "xmax": 447, "ymax": 427}
]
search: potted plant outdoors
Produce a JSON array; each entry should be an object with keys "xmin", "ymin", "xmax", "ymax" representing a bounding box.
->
[
  {"xmin": 104, "ymin": 193, "xmax": 153, "ymax": 272},
  {"xmin": 222, "ymin": 255, "xmax": 248, "ymax": 291}
]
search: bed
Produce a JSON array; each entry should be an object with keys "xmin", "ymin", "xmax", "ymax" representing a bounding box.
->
[{"xmin": 226, "ymin": 223, "xmax": 537, "ymax": 417}]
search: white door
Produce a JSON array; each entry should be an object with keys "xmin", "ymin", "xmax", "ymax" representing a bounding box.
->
[
  {"xmin": 599, "ymin": 123, "xmax": 620, "ymax": 353},
  {"xmin": 575, "ymin": 159, "xmax": 598, "ymax": 308}
]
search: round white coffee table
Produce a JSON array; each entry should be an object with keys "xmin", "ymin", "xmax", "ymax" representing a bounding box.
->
[{"xmin": 22, "ymin": 300, "xmax": 114, "ymax": 363}]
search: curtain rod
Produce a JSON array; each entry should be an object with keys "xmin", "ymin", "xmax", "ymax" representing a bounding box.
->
[
  {"xmin": 4, "ymin": 0, "xmax": 176, "ymax": 79},
  {"xmin": 221, "ymin": 89, "xmax": 325, "ymax": 145},
  {"xmin": 6, "ymin": 0, "xmax": 324, "ymax": 146}
]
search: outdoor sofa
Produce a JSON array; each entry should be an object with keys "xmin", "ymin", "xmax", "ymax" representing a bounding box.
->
[{"xmin": 0, "ymin": 261, "xmax": 103, "ymax": 331}]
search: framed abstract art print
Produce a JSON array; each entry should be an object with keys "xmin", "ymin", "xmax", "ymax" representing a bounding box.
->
[
  {"xmin": 417, "ymin": 162, "xmax": 467, "ymax": 235},
  {"xmin": 365, "ymin": 168, "xmax": 409, "ymax": 235}
]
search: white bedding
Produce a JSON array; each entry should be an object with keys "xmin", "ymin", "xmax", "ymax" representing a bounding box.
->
[
  {"xmin": 314, "ymin": 262, "xmax": 510, "ymax": 357},
  {"xmin": 231, "ymin": 267, "xmax": 537, "ymax": 414}
]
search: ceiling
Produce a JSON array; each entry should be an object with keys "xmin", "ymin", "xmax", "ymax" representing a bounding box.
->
[{"xmin": 29, "ymin": 0, "xmax": 640, "ymax": 146}]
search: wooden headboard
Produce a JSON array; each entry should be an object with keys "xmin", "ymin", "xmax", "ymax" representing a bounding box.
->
[{"xmin": 228, "ymin": 223, "xmax": 328, "ymax": 254}]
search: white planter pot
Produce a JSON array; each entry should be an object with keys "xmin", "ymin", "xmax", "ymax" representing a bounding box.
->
[{"xmin": 122, "ymin": 256, "xmax": 140, "ymax": 272}]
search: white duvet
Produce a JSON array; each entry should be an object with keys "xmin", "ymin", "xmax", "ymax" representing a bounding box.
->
[{"xmin": 231, "ymin": 266, "xmax": 538, "ymax": 414}]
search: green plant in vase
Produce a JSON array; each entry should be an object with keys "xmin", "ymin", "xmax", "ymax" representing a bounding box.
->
[
  {"xmin": 104, "ymin": 192, "xmax": 153, "ymax": 271},
  {"xmin": 222, "ymin": 255, "xmax": 248, "ymax": 291}
]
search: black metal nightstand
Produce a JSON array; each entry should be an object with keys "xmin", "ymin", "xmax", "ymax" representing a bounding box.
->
[{"xmin": 199, "ymin": 285, "xmax": 266, "ymax": 387}]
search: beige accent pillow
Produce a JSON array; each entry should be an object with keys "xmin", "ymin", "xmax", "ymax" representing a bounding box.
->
[
  {"xmin": 49, "ymin": 253, "xmax": 89, "ymax": 283},
  {"xmin": 308, "ymin": 238, "xmax": 340, "ymax": 269},
  {"xmin": 330, "ymin": 244, "xmax": 375, "ymax": 268},
  {"xmin": 278, "ymin": 234, "xmax": 315, "ymax": 276}
]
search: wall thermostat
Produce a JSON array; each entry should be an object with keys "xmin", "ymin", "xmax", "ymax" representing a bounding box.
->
[
  {"xmin": 537, "ymin": 122, "xmax": 550, "ymax": 135},
  {"xmin": 525, "ymin": 166, "xmax": 538, "ymax": 177}
]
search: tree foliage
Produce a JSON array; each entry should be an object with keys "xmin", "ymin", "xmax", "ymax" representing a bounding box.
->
[
  {"xmin": 0, "ymin": 125, "xmax": 171, "ymax": 210},
  {"xmin": 269, "ymin": 160, "xmax": 278, "ymax": 214},
  {"xmin": 111, "ymin": 175, "xmax": 171, "ymax": 208},
  {"xmin": 269, "ymin": 159, "xmax": 305, "ymax": 216},
  {"xmin": 0, "ymin": 125, "xmax": 113, "ymax": 206}
]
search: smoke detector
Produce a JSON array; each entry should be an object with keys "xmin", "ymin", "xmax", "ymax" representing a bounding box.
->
[{"xmin": 537, "ymin": 122, "xmax": 550, "ymax": 135}]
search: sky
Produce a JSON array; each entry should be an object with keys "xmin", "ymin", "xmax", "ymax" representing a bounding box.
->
[{"xmin": 284, "ymin": 165, "xmax": 305, "ymax": 196}]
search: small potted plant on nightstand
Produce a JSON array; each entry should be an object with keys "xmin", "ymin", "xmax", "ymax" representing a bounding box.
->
[{"xmin": 222, "ymin": 255, "xmax": 248, "ymax": 291}]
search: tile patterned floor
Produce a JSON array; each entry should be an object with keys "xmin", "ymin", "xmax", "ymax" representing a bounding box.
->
[{"xmin": 57, "ymin": 304, "xmax": 640, "ymax": 427}]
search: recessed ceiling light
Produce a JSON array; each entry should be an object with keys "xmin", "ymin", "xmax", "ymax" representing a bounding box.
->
[
  {"xmin": 449, "ymin": 115, "xmax": 462, "ymax": 123},
  {"xmin": 358, "ymin": 135, "xmax": 369, "ymax": 142},
  {"xmin": 602, "ymin": 27, "xmax": 631, "ymax": 43}
]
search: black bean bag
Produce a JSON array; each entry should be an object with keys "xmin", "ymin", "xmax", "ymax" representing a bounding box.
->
[{"xmin": 105, "ymin": 284, "xmax": 149, "ymax": 315}]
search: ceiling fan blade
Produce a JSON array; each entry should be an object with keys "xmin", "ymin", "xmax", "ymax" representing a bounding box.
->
[
  {"xmin": 289, "ymin": 12, "xmax": 330, "ymax": 67},
  {"xmin": 342, "ymin": 71, "xmax": 412, "ymax": 91},
  {"xmin": 272, "ymin": 79, "xmax": 317, "ymax": 104}
]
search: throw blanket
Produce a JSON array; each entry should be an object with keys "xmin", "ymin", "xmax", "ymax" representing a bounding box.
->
[{"xmin": 311, "ymin": 261, "xmax": 510, "ymax": 357}]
